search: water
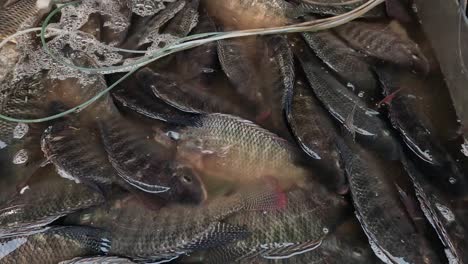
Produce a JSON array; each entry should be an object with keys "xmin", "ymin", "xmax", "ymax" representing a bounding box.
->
[{"xmin": 0, "ymin": 0, "xmax": 467, "ymax": 263}]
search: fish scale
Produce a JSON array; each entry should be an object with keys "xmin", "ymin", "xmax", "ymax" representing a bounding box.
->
[
  {"xmin": 302, "ymin": 31, "xmax": 378, "ymax": 101},
  {"xmin": 334, "ymin": 21, "xmax": 430, "ymax": 74},
  {"xmin": 0, "ymin": 0, "xmax": 42, "ymax": 41},
  {"xmin": 0, "ymin": 226, "xmax": 111, "ymax": 264}
]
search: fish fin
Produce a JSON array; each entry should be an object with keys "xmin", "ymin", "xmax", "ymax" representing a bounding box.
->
[
  {"xmin": 240, "ymin": 178, "xmax": 288, "ymax": 211},
  {"xmin": 184, "ymin": 222, "xmax": 250, "ymax": 251},
  {"xmin": 54, "ymin": 226, "xmax": 111, "ymax": 255},
  {"xmin": 261, "ymin": 238, "xmax": 325, "ymax": 260},
  {"xmin": 395, "ymin": 183, "xmax": 425, "ymax": 232},
  {"xmin": 377, "ymin": 87, "xmax": 402, "ymax": 107}
]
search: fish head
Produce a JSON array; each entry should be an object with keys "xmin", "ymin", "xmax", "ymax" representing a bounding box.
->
[{"xmin": 164, "ymin": 164, "xmax": 207, "ymax": 204}]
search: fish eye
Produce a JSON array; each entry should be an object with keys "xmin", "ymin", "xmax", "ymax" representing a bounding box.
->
[{"xmin": 182, "ymin": 175, "xmax": 192, "ymax": 184}]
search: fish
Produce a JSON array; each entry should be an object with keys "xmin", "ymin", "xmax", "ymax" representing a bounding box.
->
[
  {"xmin": 376, "ymin": 66, "xmax": 468, "ymax": 195},
  {"xmin": 97, "ymin": 109, "xmax": 208, "ymax": 203},
  {"xmin": 60, "ymin": 257, "xmax": 136, "ymax": 264},
  {"xmin": 161, "ymin": 112, "xmax": 312, "ymax": 190},
  {"xmin": 302, "ymin": 31, "xmax": 379, "ymax": 102},
  {"xmin": 68, "ymin": 183, "xmax": 286, "ymax": 262},
  {"xmin": 334, "ymin": 21, "xmax": 430, "ymax": 74},
  {"xmin": 111, "ymin": 74, "xmax": 193, "ymax": 123},
  {"xmin": 217, "ymin": 36, "xmax": 263, "ymax": 104},
  {"xmin": 260, "ymin": 35, "xmax": 295, "ymax": 136},
  {"xmin": 292, "ymin": 39, "xmax": 400, "ymax": 160},
  {"xmin": 195, "ymin": 185, "xmax": 347, "ymax": 263},
  {"xmin": 285, "ymin": 74, "xmax": 346, "ymax": 193},
  {"xmin": 205, "ymin": 0, "xmax": 291, "ymax": 30},
  {"xmin": 0, "ymin": 0, "xmax": 51, "ymax": 41},
  {"xmin": 0, "ymin": 226, "xmax": 111, "ymax": 264},
  {"xmin": 336, "ymin": 139, "xmax": 441, "ymax": 264},
  {"xmin": 0, "ymin": 166, "xmax": 104, "ymax": 236},
  {"xmin": 136, "ymin": 68, "xmax": 251, "ymax": 118},
  {"xmin": 401, "ymin": 155, "xmax": 468, "ymax": 264},
  {"xmin": 290, "ymin": 0, "xmax": 386, "ymax": 18},
  {"xmin": 248, "ymin": 219, "xmax": 379, "ymax": 264}
]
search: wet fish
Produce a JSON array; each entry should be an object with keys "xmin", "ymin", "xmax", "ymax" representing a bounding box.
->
[
  {"xmin": 206, "ymin": 0, "xmax": 291, "ymax": 29},
  {"xmin": 402, "ymin": 155, "xmax": 468, "ymax": 264},
  {"xmin": 302, "ymin": 31, "xmax": 379, "ymax": 102},
  {"xmin": 60, "ymin": 257, "xmax": 136, "ymax": 264},
  {"xmin": 217, "ymin": 36, "xmax": 262, "ymax": 104},
  {"xmin": 291, "ymin": 0, "xmax": 386, "ymax": 18},
  {"xmin": 336, "ymin": 139, "xmax": 441, "ymax": 264},
  {"xmin": 137, "ymin": 68, "xmax": 249, "ymax": 118},
  {"xmin": 0, "ymin": 226, "xmax": 111, "ymax": 264},
  {"xmin": 285, "ymin": 75, "xmax": 346, "ymax": 192},
  {"xmin": 0, "ymin": 166, "xmax": 104, "ymax": 236},
  {"xmin": 161, "ymin": 112, "xmax": 312, "ymax": 190},
  {"xmin": 97, "ymin": 109, "xmax": 208, "ymax": 203},
  {"xmin": 248, "ymin": 221, "xmax": 378, "ymax": 264},
  {"xmin": 334, "ymin": 21, "xmax": 429, "ymax": 74},
  {"xmin": 197, "ymin": 185, "xmax": 346, "ymax": 263},
  {"xmin": 0, "ymin": 0, "xmax": 51, "ymax": 41},
  {"xmin": 293, "ymin": 40, "xmax": 400, "ymax": 160},
  {"xmin": 70, "ymin": 184, "xmax": 285, "ymax": 262},
  {"xmin": 376, "ymin": 67, "xmax": 468, "ymax": 195}
]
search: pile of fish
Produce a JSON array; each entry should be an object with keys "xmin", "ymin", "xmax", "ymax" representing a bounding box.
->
[{"xmin": 0, "ymin": 0, "xmax": 467, "ymax": 263}]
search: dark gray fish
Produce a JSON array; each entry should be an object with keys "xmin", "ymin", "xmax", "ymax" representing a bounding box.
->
[
  {"xmin": 0, "ymin": 226, "xmax": 111, "ymax": 264},
  {"xmin": 217, "ymin": 36, "xmax": 262, "ymax": 103},
  {"xmin": 195, "ymin": 185, "xmax": 347, "ymax": 263},
  {"xmin": 111, "ymin": 74, "xmax": 193, "ymax": 123},
  {"xmin": 137, "ymin": 67, "xmax": 248, "ymax": 118},
  {"xmin": 248, "ymin": 220, "xmax": 379, "ymax": 264},
  {"xmin": 262, "ymin": 35, "xmax": 295, "ymax": 135},
  {"xmin": 293, "ymin": 40, "xmax": 400, "ymax": 160},
  {"xmin": 60, "ymin": 257, "xmax": 136, "ymax": 264},
  {"xmin": 302, "ymin": 31, "xmax": 379, "ymax": 102},
  {"xmin": 376, "ymin": 67, "xmax": 468, "ymax": 195},
  {"xmin": 291, "ymin": 0, "xmax": 386, "ymax": 18},
  {"xmin": 71, "ymin": 184, "xmax": 285, "ymax": 262},
  {"xmin": 402, "ymin": 155, "xmax": 468, "ymax": 264},
  {"xmin": 97, "ymin": 110, "xmax": 208, "ymax": 203},
  {"xmin": 41, "ymin": 116, "xmax": 118, "ymax": 192},
  {"xmin": 0, "ymin": 166, "xmax": 104, "ymax": 236},
  {"xmin": 0, "ymin": 0, "xmax": 50, "ymax": 41},
  {"xmin": 336, "ymin": 140, "xmax": 441, "ymax": 264},
  {"xmin": 124, "ymin": 0, "xmax": 186, "ymax": 49},
  {"xmin": 334, "ymin": 21, "xmax": 429, "ymax": 74},
  {"xmin": 285, "ymin": 75, "xmax": 346, "ymax": 192}
]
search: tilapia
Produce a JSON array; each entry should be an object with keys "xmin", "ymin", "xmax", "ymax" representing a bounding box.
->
[
  {"xmin": 60, "ymin": 257, "xmax": 136, "ymax": 264},
  {"xmin": 137, "ymin": 67, "xmax": 249, "ymax": 117},
  {"xmin": 0, "ymin": 0, "xmax": 51, "ymax": 41},
  {"xmin": 0, "ymin": 226, "xmax": 111, "ymax": 264},
  {"xmin": 293, "ymin": 40, "xmax": 400, "ymax": 159},
  {"xmin": 336, "ymin": 140, "xmax": 441, "ymax": 264},
  {"xmin": 334, "ymin": 21, "xmax": 429, "ymax": 74},
  {"xmin": 163, "ymin": 113, "xmax": 312, "ymax": 190},
  {"xmin": 163, "ymin": 0, "xmax": 199, "ymax": 38},
  {"xmin": 302, "ymin": 31, "xmax": 379, "ymax": 102},
  {"xmin": 376, "ymin": 67, "xmax": 468, "ymax": 195},
  {"xmin": 291, "ymin": 0, "xmax": 386, "ymax": 18},
  {"xmin": 0, "ymin": 166, "xmax": 104, "ymax": 236},
  {"xmin": 197, "ymin": 185, "xmax": 346, "ymax": 263},
  {"xmin": 402, "ymin": 155, "xmax": 468, "ymax": 264},
  {"xmin": 206, "ymin": 0, "xmax": 291, "ymax": 29},
  {"xmin": 285, "ymin": 75, "xmax": 346, "ymax": 192},
  {"xmin": 97, "ymin": 110, "xmax": 207, "ymax": 203},
  {"xmin": 69, "ymin": 184, "xmax": 286, "ymax": 262},
  {"xmin": 217, "ymin": 36, "xmax": 262, "ymax": 104}
]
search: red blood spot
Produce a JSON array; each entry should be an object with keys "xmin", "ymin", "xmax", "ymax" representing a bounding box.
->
[
  {"xmin": 256, "ymin": 110, "xmax": 272, "ymax": 123},
  {"xmin": 263, "ymin": 176, "xmax": 288, "ymax": 210},
  {"xmin": 377, "ymin": 87, "xmax": 402, "ymax": 107}
]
